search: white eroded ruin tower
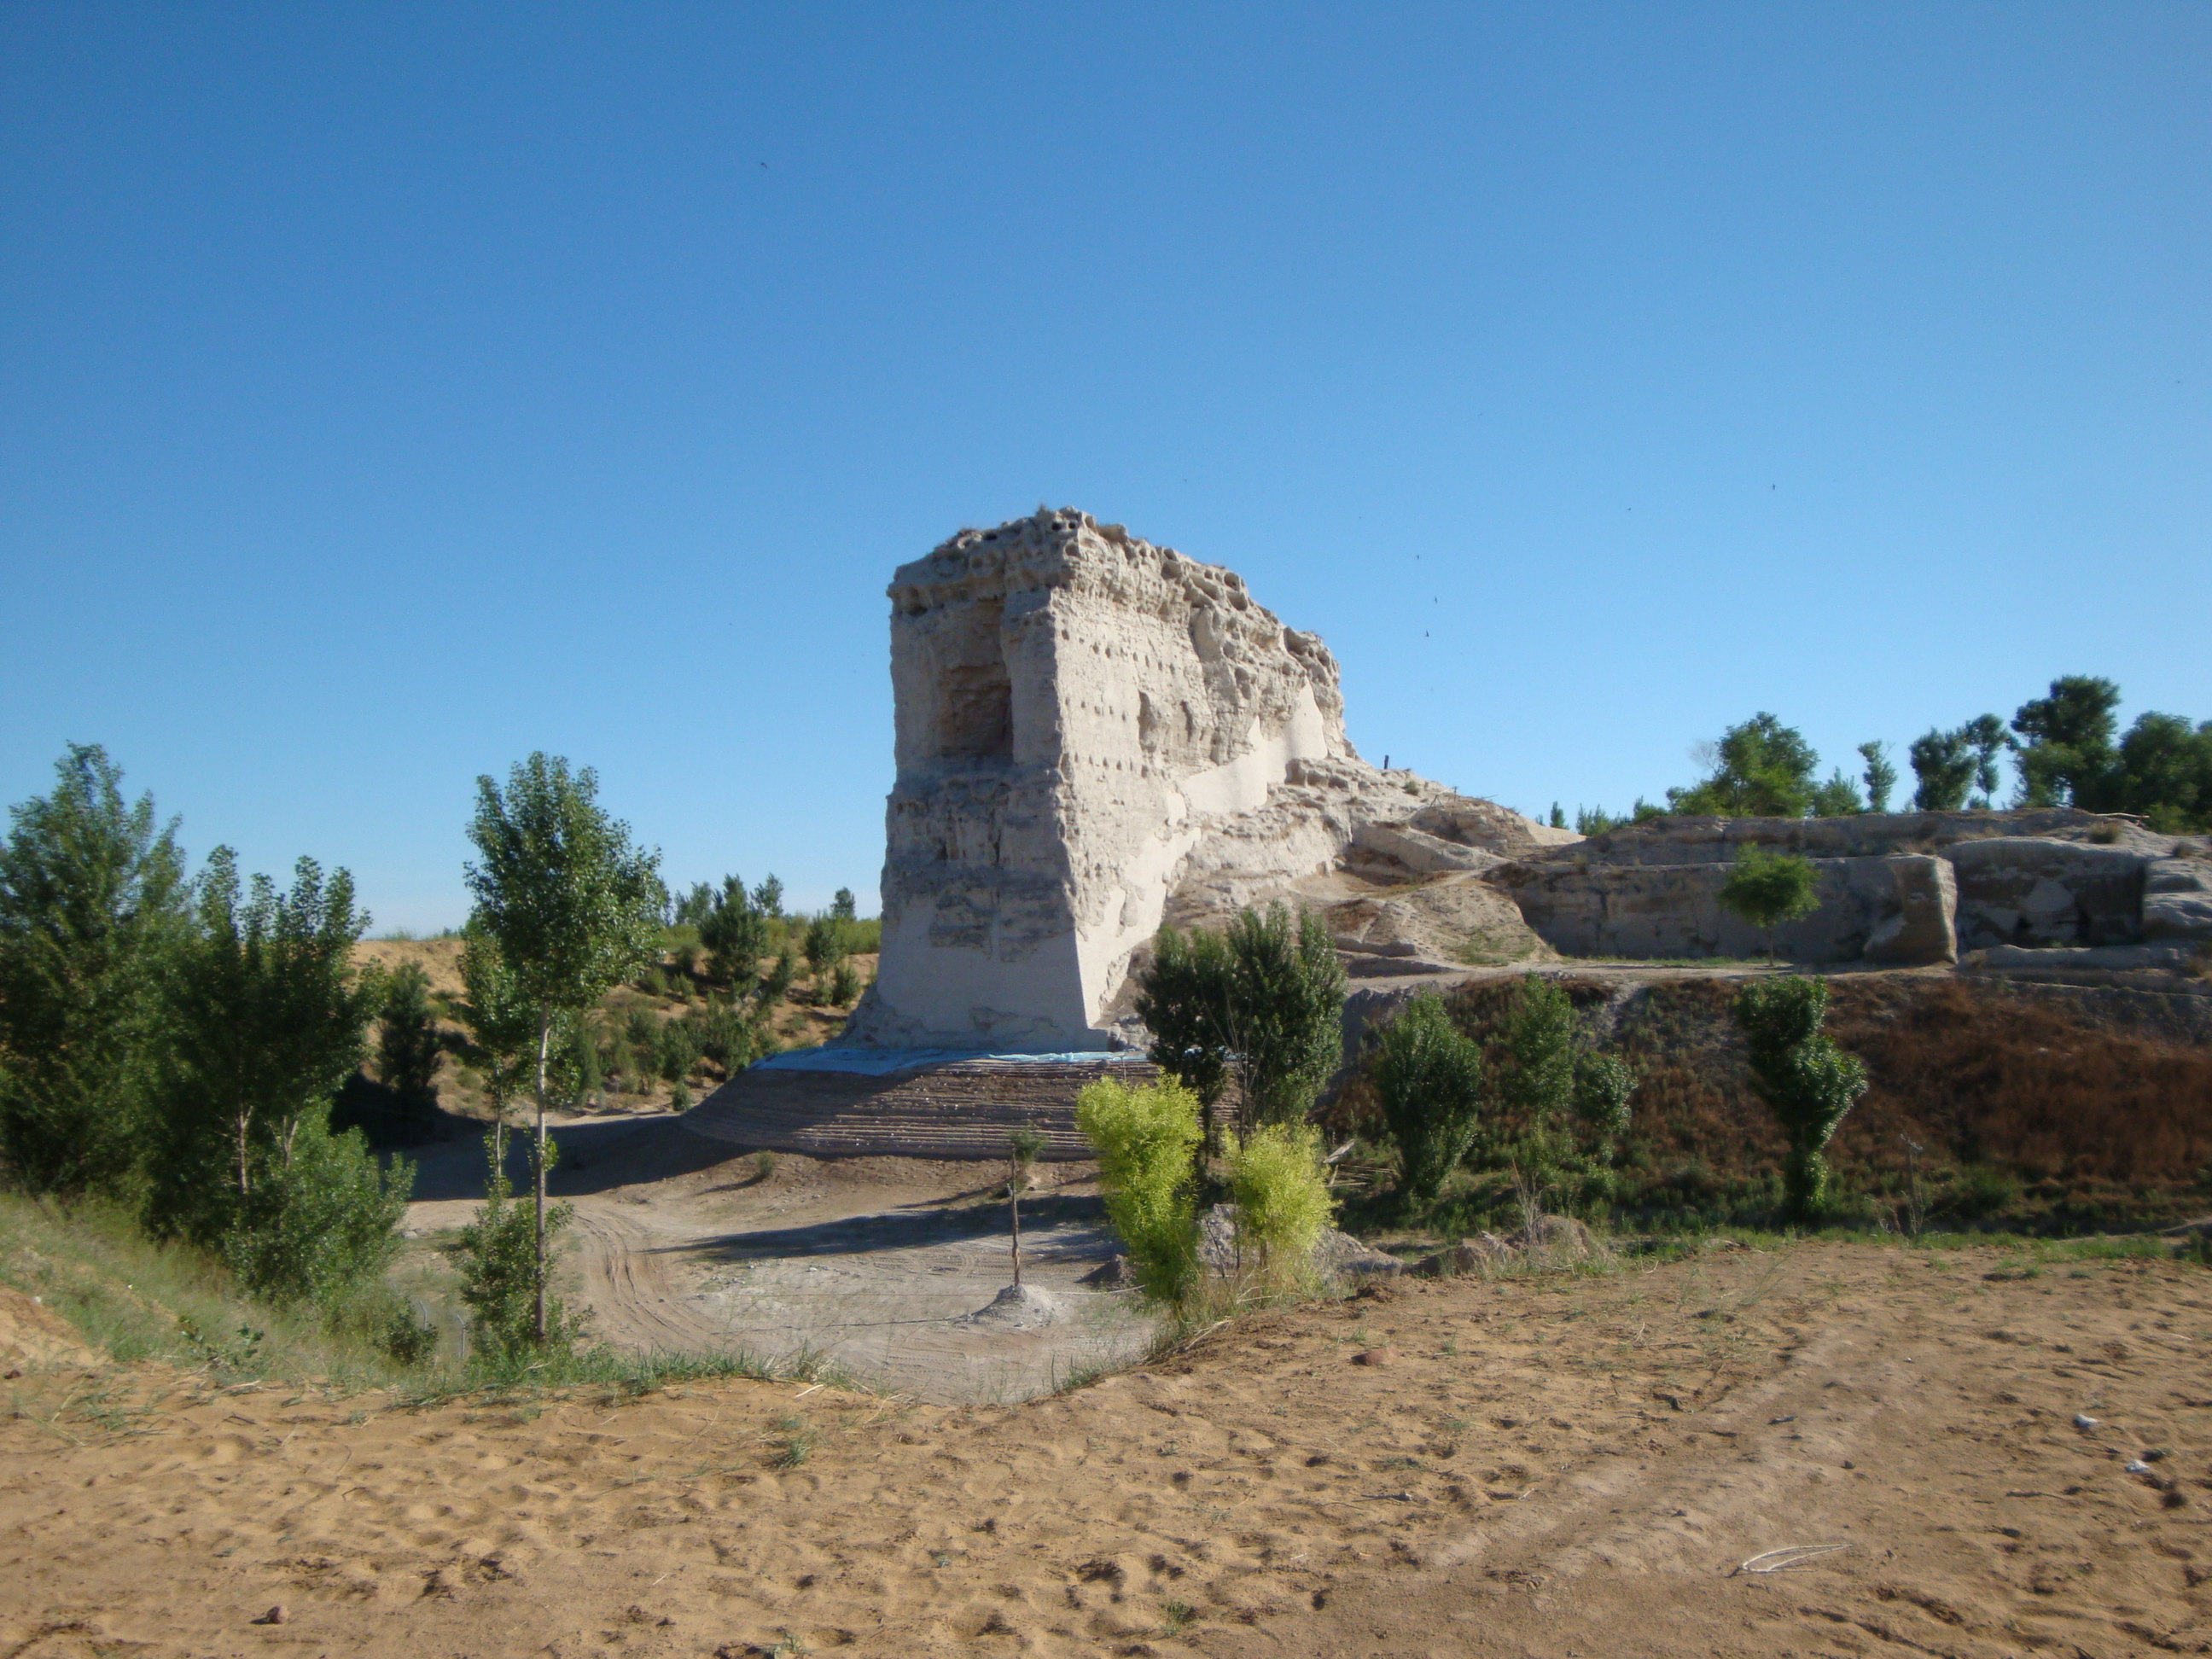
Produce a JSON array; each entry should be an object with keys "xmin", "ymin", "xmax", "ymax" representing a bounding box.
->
[{"xmin": 844, "ymin": 508, "xmax": 1361, "ymax": 1051}]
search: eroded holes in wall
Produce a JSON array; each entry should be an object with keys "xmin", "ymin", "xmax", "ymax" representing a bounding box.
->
[{"xmin": 934, "ymin": 600, "xmax": 1013, "ymax": 759}]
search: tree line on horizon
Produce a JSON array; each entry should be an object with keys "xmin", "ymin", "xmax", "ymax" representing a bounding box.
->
[{"xmin": 1560, "ymin": 674, "xmax": 2212, "ymax": 835}]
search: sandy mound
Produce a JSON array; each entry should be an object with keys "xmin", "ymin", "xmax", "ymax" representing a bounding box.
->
[
  {"xmin": 963, "ymin": 1282, "xmax": 1064, "ymax": 1328},
  {"xmin": 0, "ymin": 1285, "xmax": 97, "ymax": 1371}
]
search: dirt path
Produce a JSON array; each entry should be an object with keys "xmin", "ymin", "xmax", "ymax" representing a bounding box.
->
[
  {"xmin": 5, "ymin": 1240, "xmax": 2206, "ymax": 1657},
  {"xmin": 400, "ymin": 1112, "xmax": 1156, "ymax": 1401}
]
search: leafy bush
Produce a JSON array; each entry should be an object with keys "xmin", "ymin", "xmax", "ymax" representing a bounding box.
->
[
  {"xmin": 828, "ymin": 961, "xmax": 861, "ymax": 1006},
  {"xmin": 1732, "ymin": 976, "xmax": 1868, "ymax": 1222},
  {"xmin": 1075, "ymin": 1076, "xmax": 1202, "ymax": 1305},
  {"xmin": 1225, "ymin": 1122, "xmax": 1334, "ymax": 1289},
  {"xmin": 220, "ymin": 1109, "xmax": 412, "ymax": 1307},
  {"xmin": 802, "ymin": 914, "xmax": 848, "ymax": 993},
  {"xmin": 1573, "ymin": 1051, "xmax": 1636, "ymax": 1166},
  {"xmin": 656, "ymin": 1017, "xmax": 701, "ymax": 1082},
  {"xmin": 1371, "ymin": 988, "xmax": 1484, "ymax": 1201}
]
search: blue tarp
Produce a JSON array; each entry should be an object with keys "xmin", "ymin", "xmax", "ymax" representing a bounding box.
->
[{"xmin": 750, "ymin": 1046, "xmax": 1150, "ymax": 1077}]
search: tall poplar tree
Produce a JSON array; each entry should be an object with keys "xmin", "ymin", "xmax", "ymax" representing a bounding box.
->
[
  {"xmin": 0, "ymin": 746, "xmax": 187, "ymax": 1195},
  {"xmin": 463, "ymin": 754, "xmax": 662, "ymax": 1341}
]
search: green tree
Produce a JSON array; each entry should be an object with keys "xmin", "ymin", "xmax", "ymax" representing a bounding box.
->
[
  {"xmin": 750, "ymin": 874, "xmax": 783, "ymax": 919},
  {"xmin": 1807, "ymin": 771, "xmax": 1863, "ymax": 817},
  {"xmin": 154, "ymin": 851, "xmax": 404, "ymax": 1303},
  {"xmin": 1005, "ymin": 1126, "xmax": 1046, "ymax": 1288},
  {"xmin": 699, "ymin": 875, "xmax": 771, "ymax": 988},
  {"xmin": 830, "ymin": 888, "xmax": 858, "ymax": 922},
  {"xmin": 1370, "ymin": 988, "xmax": 1484, "ymax": 1202},
  {"xmin": 1963, "ymin": 715, "xmax": 2015, "ymax": 807},
  {"xmin": 1732, "ymin": 976, "xmax": 1868, "ymax": 1222},
  {"xmin": 803, "ymin": 913, "xmax": 847, "ymax": 995},
  {"xmin": 1716, "ymin": 847, "xmax": 1820, "ymax": 963},
  {"xmin": 221, "ymin": 1107, "xmax": 410, "ymax": 1307},
  {"xmin": 0, "ymin": 745, "xmax": 188, "ymax": 1196},
  {"xmin": 1908, "ymin": 726, "xmax": 1976, "ymax": 811},
  {"xmin": 1667, "ymin": 713, "xmax": 1819, "ymax": 818},
  {"xmin": 456, "ymin": 925, "xmax": 537, "ymax": 1164},
  {"xmin": 1138, "ymin": 905, "xmax": 1345, "ymax": 1144},
  {"xmin": 451, "ymin": 1133, "xmax": 585, "ymax": 1363},
  {"xmin": 1075, "ymin": 1076, "xmax": 1202, "ymax": 1304},
  {"xmin": 1494, "ymin": 974, "xmax": 1581, "ymax": 1173},
  {"xmin": 1223, "ymin": 904, "xmax": 1346, "ymax": 1130},
  {"xmin": 375, "ymin": 962, "xmax": 443, "ymax": 1135},
  {"xmin": 755, "ymin": 944, "xmax": 797, "ymax": 1010},
  {"xmin": 1857, "ymin": 741, "xmax": 1898, "ymax": 813},
  {"xmin": 1135, "ymin": 924, "xmax": 1236, "ymax": 1151},
  {"xmin": 463, "ymin": 754, "xmax": 664, "ymax": 1342},
  {"xmin": 2110, "ymin": 713, "xmax": 2212, "ymax": 832},
  {"xmin": 2012, "ymin": 675, "xmax": 2121, "ymax": 807}
]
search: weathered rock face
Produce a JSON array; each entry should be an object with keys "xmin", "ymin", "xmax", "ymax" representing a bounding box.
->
[
  {"xmin": 1946, "ymin": 837, "xmax": 2145, "ymax": 950},
  {"xmin": 2144, "ymin": 855, "xmax": 2212, "ymax": 944},
  {"xmin": 1493, "ymin": 853, "xmax": 1959, "ymax": 965},
  {"xmin": 848, "ymin": 509, "xmax": 1380, "ymax": 1051},
  {"xmin": 1487, "ymin": 812, "xmax": 2208, "ymax": 967}
]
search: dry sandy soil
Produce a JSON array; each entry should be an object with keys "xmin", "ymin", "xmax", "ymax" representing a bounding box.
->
[
  {"xmin": 400, "ymin": 1117, "xmax": 1158, "ymax": 1403},
  {"xmin": 5, "ymin": 1232, "xmax": 2209, "ymax": 1658}
]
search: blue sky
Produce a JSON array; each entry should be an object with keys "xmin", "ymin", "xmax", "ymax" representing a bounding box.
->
[{"xmin": 3, "ymin": 3, "xmax": 2206, "ymax": 930}]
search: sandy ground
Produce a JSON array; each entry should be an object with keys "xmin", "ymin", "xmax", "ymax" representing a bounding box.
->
[
  {"xmin": 401, "ymin": 1115, "xmax": 1157, "ymax": 1403},
  {"xmin": 4, "ymin": 1238, "xmax": 2208, "ymax": 1657}
]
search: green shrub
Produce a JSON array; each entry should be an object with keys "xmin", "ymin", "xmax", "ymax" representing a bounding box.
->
[
  {"xmin": 755, "ymin": 946, "xmax": 797, "ymax": 1009},
  {"xmin": 1371, "ymin": 988, "xmax": 1484, "ymax": 1201},
  {"xmin": 656, "ymin": 1018, "xmax": 701, "ymax": 1082},
  {"xmin": 1572, "ymin": 1051, "xmax": 1636, "ymax": 1166},
  {"xmin": 1075, "ymin": 1076, "xmax": 1202, "ymax": 1304},
  {"xmin": 828, "ymin": 961, "xmax": 861, "ymax": 1006},
  {"xmin": 219, "ymin": 1109, "xmax": 411, "ymax": 1307},
  {"xmin": 1732, "ymin": 976, "xmax": 1868, "ymax": 1222},
  {"xmin": 1225, "ymin": 1122, "xmax": 1334, "ymax": 1289},
  {"xmin": 451, "ymin": 1132, "xmax": 585, "ymax": 1359},
  {"xmin": 1947, "ymin": 1162, "xmax": 2023, "ymax": 1223}
]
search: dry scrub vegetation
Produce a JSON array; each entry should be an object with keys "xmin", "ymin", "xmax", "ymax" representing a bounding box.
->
[{"xmin": 1327, "ymin": 976, "xmax": 2212, "ymax": 1236}]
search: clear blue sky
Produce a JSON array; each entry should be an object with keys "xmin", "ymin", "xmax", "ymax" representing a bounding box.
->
[{"xmin": 3, "ymin": 3, "xmax": 2206, "ymax": 931}]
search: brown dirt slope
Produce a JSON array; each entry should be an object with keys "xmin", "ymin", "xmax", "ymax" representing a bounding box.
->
[
  {"xmin": 1400, "ymin": 975, "xmax": 2212, "ymax": 1228},
  {"xmin": 3, "ymin": 1242, "xmax": 2208, "ymax": 1657}
]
